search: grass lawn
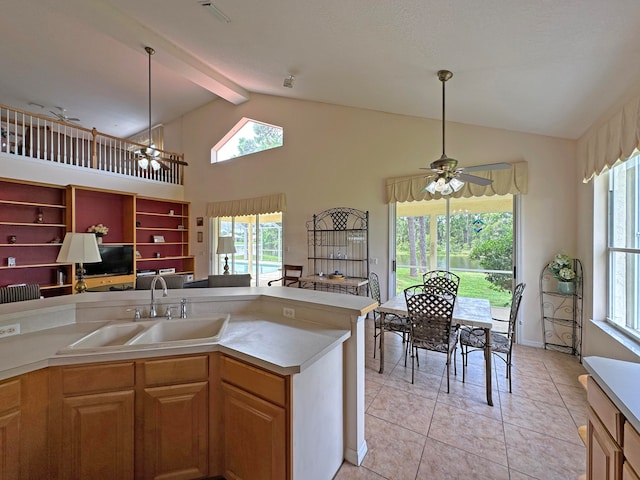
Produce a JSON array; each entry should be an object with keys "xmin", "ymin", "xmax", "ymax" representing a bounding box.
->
[{"xmin": 396, "ymin": 269, "xmax": 512, "ymax": 307}]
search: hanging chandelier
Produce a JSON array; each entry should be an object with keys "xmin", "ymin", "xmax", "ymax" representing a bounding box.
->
[{"xmin": 137, "ymin": 46, "xmax": 162, "ymax": 171}]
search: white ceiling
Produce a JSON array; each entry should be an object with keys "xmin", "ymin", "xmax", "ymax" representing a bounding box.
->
[{"xmin": 1, "ymin": 0, "xmax": 640, "ymax": 140}]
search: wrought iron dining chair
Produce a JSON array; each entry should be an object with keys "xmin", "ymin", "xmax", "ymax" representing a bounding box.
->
[
  {"xmin": 0, "ymin": 283, "xmax": 41, "ymax": 303},
  {"xmin": 369, "ymin": 272, "xmax": 410, "ymax": 365},
  {"xmin": 267, "ymin": 264, "xmax": 304, "ymax": 287},
  {"xmin": 423, "ymin": 269, "xmax": 461, "ymax": 294},
  {"xmin": 404, "ymin": 284, "xmax": 458, "ymax": 391},
  {"xmin": 459, "ymin": 282, "xmax": 526, "ymax": 393}
]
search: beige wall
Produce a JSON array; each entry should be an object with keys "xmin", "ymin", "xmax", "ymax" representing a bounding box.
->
[{"xmin": 167, "ymin": 93, "xmax": 577, "ymax": 347}]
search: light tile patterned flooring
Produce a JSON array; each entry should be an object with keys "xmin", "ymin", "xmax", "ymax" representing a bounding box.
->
[{"xmin": 334, "ymin": 319, "xmax": 587, "ymax": 480}]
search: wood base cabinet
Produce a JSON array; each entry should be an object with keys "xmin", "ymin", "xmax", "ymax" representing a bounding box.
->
[
  {"xmin": 0, "ymin": 378, "xmax": 21, "ymax": 480},
  {"xmin": 220, "ymin": 356, "xmax": 289, "ymax": 480},
  {"xmin": 49, "ymin": 362, "xmax": 136, "ymax": 480},
  {"xmin": 588, "ymin": 406, "xmax": 623, "ymax": 480},
  {"xmin": 138, "ymin": 356, "xmax": 209, "ymax": 480}
]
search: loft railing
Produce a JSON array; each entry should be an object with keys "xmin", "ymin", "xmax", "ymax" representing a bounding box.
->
[{"xmin": 0, "ymin": 104, "xmax": 186, "ymax": 185}]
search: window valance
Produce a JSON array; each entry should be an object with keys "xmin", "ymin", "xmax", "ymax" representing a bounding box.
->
[
  {"xmin": 385, "ymin": 161, "xmax": 528, "ymax": 203},
  {"xmin": 206, "ymin": 193, "xmax": 286, "ymax": 217},
  {"xmin": 579, "ymin": 95, "xmax": 640, "ymax": 182}
]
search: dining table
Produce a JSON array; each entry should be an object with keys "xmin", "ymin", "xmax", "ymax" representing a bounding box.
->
[{"xmin": 377, "ymin": 293, "xmax": 494, "ymax": 406}]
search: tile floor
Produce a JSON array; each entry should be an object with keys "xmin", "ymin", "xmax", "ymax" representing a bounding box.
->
[{"xmin": 334, "ymin": 319, "xmax": 587, "ymax": 480}]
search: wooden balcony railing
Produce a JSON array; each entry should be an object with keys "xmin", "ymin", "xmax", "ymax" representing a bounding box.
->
[{"xmin": 0, "ymin": 104, "xmax": 187, "ymax": 185}]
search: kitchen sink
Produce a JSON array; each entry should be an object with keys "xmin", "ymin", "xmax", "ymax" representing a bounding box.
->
[
  {"xmin": 63, "ymin": 323, "xmax": 147, "ymax": 350},
  {"xmin": 127, "ymin": 316, "xmax": 229, "ymax": 346},
  {"xmin": 57, "ymin": 314, "xmax": 230, "ymax": 354}
]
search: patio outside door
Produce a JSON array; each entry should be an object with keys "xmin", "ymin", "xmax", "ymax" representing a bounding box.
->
[{"xmin": 393, "ymin": 194, "xmax": 515, "ymax": 318}]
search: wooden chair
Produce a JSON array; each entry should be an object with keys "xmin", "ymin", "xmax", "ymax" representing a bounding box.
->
[
  {"xmin": 369, "ymin": 272, "xmax": 410, "ymax": 365},
  {"xmin": 460, "ymin": 282, "xmax": 526, "ymax": 393},
  {"xmin": 267, "ymin": 265, "xmax": 304, "ymax": 287},
  {"xmin": 422, "ymin": 270, "xmax": 461, "ymax": 294},
  {"xmin": 0, "ymin": 284, "xmax": 41, "ymax": 303},
  {"xmin": 404, "ymin": 284, "xmax": 458, "ymax": 391}
]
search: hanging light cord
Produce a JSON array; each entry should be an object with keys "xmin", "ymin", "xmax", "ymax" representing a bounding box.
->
[
  {"xmin": 441, "ymin": 74, "xmax": 446, "ymax": 158},
  {"xmin": 146, "ymin": 46, "xmax": 155, "ymax": 153}
]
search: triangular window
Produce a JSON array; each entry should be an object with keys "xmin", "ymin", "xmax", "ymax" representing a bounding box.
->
[{"xmin": 212, "ymin": 117, "xmax": 283, "ymax": 163}]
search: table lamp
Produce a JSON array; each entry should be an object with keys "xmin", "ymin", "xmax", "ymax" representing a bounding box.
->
[
  {"xmin": 216, "ymin": 236, "xmax": 236, "ymax": 275},
  {"xmin": 56, "ymin": 233, "xmax": 102, "ymax": 293}
]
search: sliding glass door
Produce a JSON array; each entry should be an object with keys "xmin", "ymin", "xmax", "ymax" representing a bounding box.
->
[
  {"xmin": 394, "ymin": 194, "xmax": 515, "ymax": 315},
  {"xmin": 212, "ymin": 212, "xmax": 283, "ymax": 286}
]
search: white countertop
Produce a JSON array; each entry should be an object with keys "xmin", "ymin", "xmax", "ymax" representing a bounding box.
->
[
  {"xmin": 583, "ymin": 356, "xmax": 640, "ymax": 433},
  {"xmin": 0, "ymin": 286, "xmax": 375, "ymax": 380}
]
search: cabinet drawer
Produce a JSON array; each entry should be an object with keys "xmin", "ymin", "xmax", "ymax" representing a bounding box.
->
[
  {"xmin": 62, "ymin": 362, "xmax": 135, "ymax": 394},
  {"xmin": 0, "ymin": 379, "xmax": 20, "ymax": 412},
  {"xmin": 142, "ymin": 355, "xmax": 208, "ymax": 386},
  {"xmin": 221, "ymin": 356, "xmax": 286, "ymax": 407},
  {"xmin": 84, "ymin": 274, "xmax": 136, "ymax": 288},
  {"xmin": 588, "ymin": 376, "xmax": 624, "ymax": 444},
  {"xmin": 625, "ymin": 422, "xmax": 640, "ymax": 476}
]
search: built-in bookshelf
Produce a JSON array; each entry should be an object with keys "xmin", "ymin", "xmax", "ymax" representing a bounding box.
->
[
  {"xmin": 0, "ymin": 178, "xmax": 193, "ymax": 295},
  {"xmin": 0, "ymin": 179, "xmax": 71, "ymax": 296},
  {"xmin": 135, "ymin": 197, "xmax": 193, "ymax": 276}
]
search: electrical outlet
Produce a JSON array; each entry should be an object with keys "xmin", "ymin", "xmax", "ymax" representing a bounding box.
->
[
  {"xmin": 283, "ymin": 307, "xmax": 295, "ymax": 319},
  {"xmin": 0, "ymin": 323, "xmax": 20, "ymax": 338}
]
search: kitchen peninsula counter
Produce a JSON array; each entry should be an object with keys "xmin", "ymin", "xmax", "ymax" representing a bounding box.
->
[{"xmin": 0, "ymin": 286, "xmax": 376, "ymax": 479}]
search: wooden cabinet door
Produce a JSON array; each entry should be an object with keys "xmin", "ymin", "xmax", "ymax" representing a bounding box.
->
[
  {"xmin": 60, "ymin": 390, "xmax": 134, "ymax": 480},
  {"xmin": 222, "ymin": 382, "xmax": 286, "ymax": 480},
  {"xmin": 140, "ymin": 381, "xmax": 208, "ymax": 480},
  {"xmin": 588, "ymin": 407, "xmax": 623, "ymax": 480},
  {"xmin": 0, "ymin": 377, "xmax": 20, "ymax": 480}
]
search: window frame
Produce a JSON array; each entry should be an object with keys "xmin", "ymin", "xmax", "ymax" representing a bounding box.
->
[
  {"xmin": 607, "ymin": 151, "xmax": 640, "ymax": 342},
  {"xmin": 211, "ymin": 117, "xmax": 283, "ymax": 163}
]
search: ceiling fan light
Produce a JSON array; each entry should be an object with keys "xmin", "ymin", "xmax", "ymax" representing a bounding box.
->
[
  {"xmin": 150, "ymin": 159, "xmax": 162, "ymax": 171},
  {"xmin": 138, "ymin": 157, "xmax": 149, "ymax": 169},
  {"xmin": 425, "ymin": 180, "xmax": 438, "ymax": 194},
  {"xmin": 440, "ymin": 183, "xmax": 454, "ymax": 195},
  {"xmin": 450, "ymin": 177, "xmax": 464, "ymax": 192},
  {"xmin": 434, "ymin": 177, "xmax": 447, "ymax": 192}
]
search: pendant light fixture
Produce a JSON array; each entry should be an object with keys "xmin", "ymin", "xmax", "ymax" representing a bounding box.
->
[{"xmin": 138, "ymin": 46, "xmax": 162, "ymax": 171}]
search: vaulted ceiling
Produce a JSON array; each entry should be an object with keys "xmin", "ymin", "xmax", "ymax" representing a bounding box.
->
[{"xmin": 2, "ymin": 0, "xmax": 640, "ymax": 140}]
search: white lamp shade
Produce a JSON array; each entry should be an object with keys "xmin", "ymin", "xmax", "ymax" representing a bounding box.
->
[
  {"xmin": 216, "ymin": 236, "xmax": 236, "ymax": 255},
  {"xmin": 56, "ymin": 233, "xmax": 102, "ymax": 264}
]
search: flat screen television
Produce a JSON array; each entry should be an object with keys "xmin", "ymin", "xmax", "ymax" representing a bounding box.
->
[{"xmin": 84, "ymin": 245, "xmax": 134, "ymax": 277}]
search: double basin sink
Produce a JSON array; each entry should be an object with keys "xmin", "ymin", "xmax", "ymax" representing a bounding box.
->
[{"xmin": 57, "ymin": 314, "xmax": 230, "ymax": 354}]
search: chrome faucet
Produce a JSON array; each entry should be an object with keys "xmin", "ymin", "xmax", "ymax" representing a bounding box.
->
[{"xmin": 149, "ymin": 275, "xmax": 168, "ymax": 318}]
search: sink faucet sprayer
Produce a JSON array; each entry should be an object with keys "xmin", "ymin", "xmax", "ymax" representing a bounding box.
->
[{"xmin": 149, "ymin": 275, "xmax": 168, "ymax": 318}]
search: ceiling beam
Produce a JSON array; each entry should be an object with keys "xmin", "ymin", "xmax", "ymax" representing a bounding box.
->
[{"xmin": 47, "ymin": 0, "xmax": 250, "ymax": 105}]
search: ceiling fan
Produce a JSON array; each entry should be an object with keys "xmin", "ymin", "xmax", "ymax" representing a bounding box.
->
[
  {"xmin": 421, "ymin": 70, "xmax": 511, "ymax": 195},
  {"xmin": 48, "ymin": 106, "xmax": 81, "ymax": 124}
]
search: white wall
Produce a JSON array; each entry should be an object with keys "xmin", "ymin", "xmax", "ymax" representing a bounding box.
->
[
  {"xmin": 0, "ymin": 154, "xmax": 185, "ymax": 200},
  {"xmin": 166, "ymin": 93, "xmax": 577, "ymax": 347}
]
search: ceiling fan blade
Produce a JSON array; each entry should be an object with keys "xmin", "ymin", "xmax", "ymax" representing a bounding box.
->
[
  {"xmin": 462, "ymin": 162, "xmax": 511, "ymax": 173},
  {"xmin": 457, "ymin": 172, "xmax": 493, "ymax": 186}
]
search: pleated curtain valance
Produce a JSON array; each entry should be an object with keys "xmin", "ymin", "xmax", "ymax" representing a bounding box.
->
[
  {"xmin": 579, "ymin": 94, "xmax": 640, "ymax": 182},
  {"xmin": 206, "ymin": 193, "xmax": 286, "ymax": 217},
  {"xmin": 385, "ymin": 161, "xmax": 528, "ymax": 203}
]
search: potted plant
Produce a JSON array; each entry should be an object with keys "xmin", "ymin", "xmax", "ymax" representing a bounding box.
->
[
  {"xmin": 87, "ymin": 224, "xmax": 109, "ymax": 244},
  {"xmin": 548, "ymin": 253, "xmax": 577, "ymax": 294}
]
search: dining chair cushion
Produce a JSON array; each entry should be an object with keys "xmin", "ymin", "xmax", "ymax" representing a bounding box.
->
[
  {"xmin": 411, "ymin": 327, "xmax": 459, "ymax": 354},
  {"xmin": 459, "ymin": 328, "xmax": 509, "ymax": 354}
]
